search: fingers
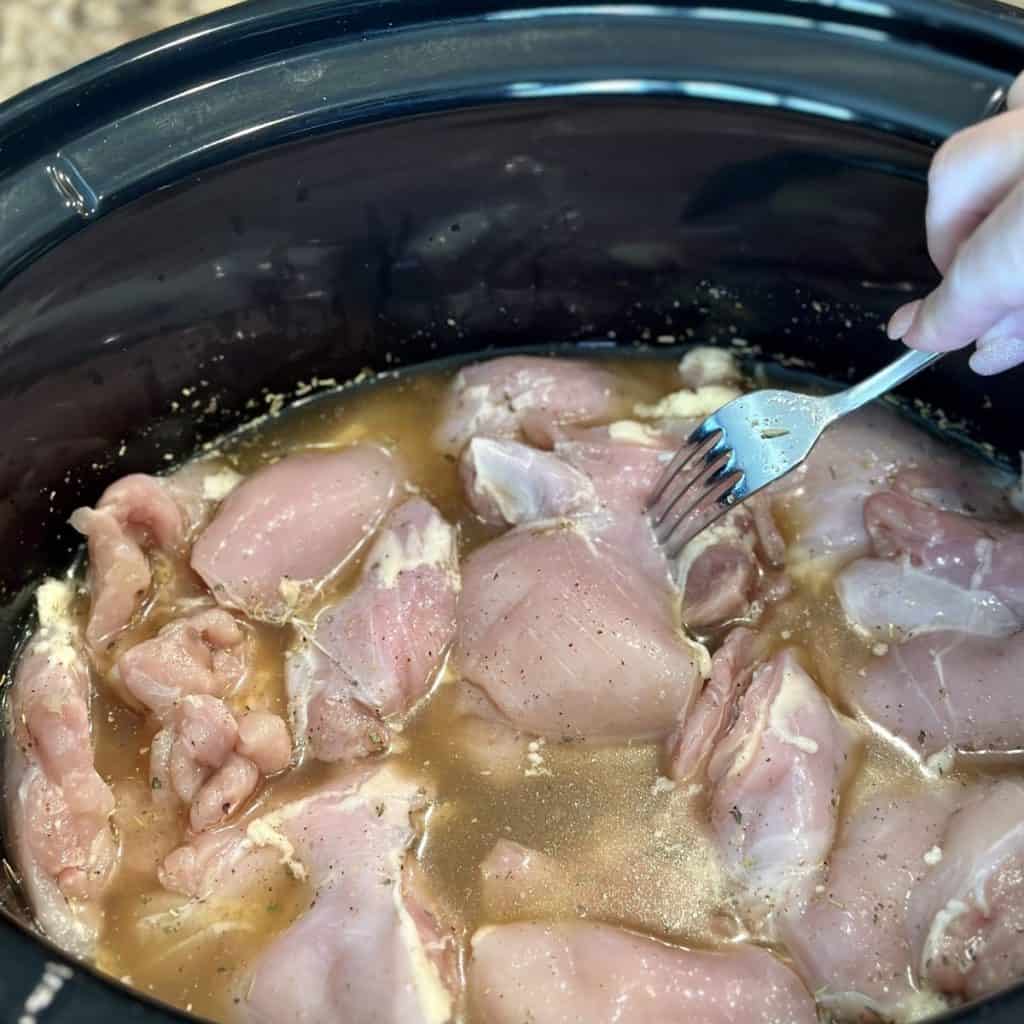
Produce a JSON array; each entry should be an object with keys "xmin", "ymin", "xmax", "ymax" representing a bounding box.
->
[
  {"xmin": 925, "ymin": 108, "xmax": 1024, "ymax": 273},
  {"xmin": 1009, "ymin": 69, "xmax": 1024, "ymax": 111},
  {"xmin": 971, "ymin": 310, "xmax": 1024, "ymax": 375},
  {"xmin": 886, "ymin": 300, "xmax": 920, "ymax": 342},
  {"xmin": 892, "ymin": 178, "xmax": 1024, "ymax": 362}
]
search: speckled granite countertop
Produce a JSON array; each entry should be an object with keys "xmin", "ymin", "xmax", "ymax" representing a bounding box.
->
[{"xmin": 0, "ymin": 0, "xmax": 237, "ymax": 103}]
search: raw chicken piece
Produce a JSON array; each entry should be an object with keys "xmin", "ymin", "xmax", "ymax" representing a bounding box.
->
[
  {"xmin": 835, "ymin": 558, "xmax": 1018, "ymax": 640},
  {"xmin": 850, "ymin": 630, "xmax": 1024, "ymax": 759},
  {"xmin": 456, "ymin": 519, "xmax": 707, "ymax": 741},
  {"xmin": 708, "ymin": 649, "xmax": 860, "ymax": 920},
  {"xmin": 865, "ymin": 490, "xmax": 1024, "ymax": 620},
  {"xmin": 150, "ymin": 697, "xmax": 291, "ymax": 832},
  {"xmin": 286, "ymin": 498, "xmax": 458, "ymax": 762},
  {"xmin": 778, "ymin": 787, "xmax": 957, "ymax": 1022},
  {"xmin": 459, "ymin": 437, "xmax": 596, "ymax": 526},
  {"xmin": 558, "ymin": 425, "xmax": 783, "ymax": 626},
  {"xmin": 69, "ymin": 461, "xmax": 245, "ymax": 652},
  {"xmin": 665, "ymin": 627, "xmax": 758, "ymax": 782},
  {"xmin": 468, "ymin": 921, "xmax": 817, "ymax": 1024},
  {"xmin": 908, "ymin": 779, "xmax": 1024, "ymax": 1002},
  {"xmin": 433, "ymin": 355, "xmax": 620, "ymax": 455},
  {"xmin": 161, "ymin": 766, "xmax": 458, "ymax": 1024},
  {"xmin": 5, "ymin": 580, "xmax": 116, "ymax": 955},
  {"xmin": 116, "ymin": 603, "xmax": 283, "ymax": 831},
  {"xmin": 70, "ymin": 474, "xmax": 187, "ymax": 649},
  {"xmin": 767, "ymin": 406, "xmax": 1004, "ymax": 566},
  {"xmin": 192, "ymin": 445, "xmax": 402, "ymax": 622},
  {"xmin": 236, "ymin": 710, "xmax": 293, "ymax": 774},
  {"xmin": 673, "ymin": 512, "xmax": 765, "ymax": 628},
  {"xmin": 460, "ymin": 419, "xmax": 781, "ymax": 630},
  {"xmin": 115, "ymin": 607, "xmax": 248, "ymax": 718},
  {"xmin": 555, "ymin": 423, "xmax": 678, "ymax": 580}
]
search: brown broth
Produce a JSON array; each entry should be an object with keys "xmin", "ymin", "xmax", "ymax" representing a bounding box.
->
[{"xmin": 51, "ymin": 354, "xmax": 1000, "ymax": 1022}]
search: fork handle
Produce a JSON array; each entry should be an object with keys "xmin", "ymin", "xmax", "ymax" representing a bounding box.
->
[{"xmin": 821, "ymin": 348, "xmax": 943, "ymax": 422}]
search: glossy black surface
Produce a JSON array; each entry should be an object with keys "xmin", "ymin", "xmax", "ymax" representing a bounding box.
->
[{"xmin": 0, "ymin": 1, "xmax": 1023, "ymax": 1021}]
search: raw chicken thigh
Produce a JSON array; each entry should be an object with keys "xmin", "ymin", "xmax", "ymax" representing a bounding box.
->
[
  {"xmin": 665, "ymin": 626, "xmax": 758, "ymax": 782},
  {"xmin": 908, "ymin": 779, "xmax": 1024, "ymax": 1002},
  {"xmin": 69, "ymin": 461, "xmax": 243, "ymax": 651},
  {"xmin": 286, "ymin": 497, "xmax": 459, "ymax": 762},
  {"xmin": 778, "ymin": 787, "xmax": 958, "ymax": 1022},
  {"xmin": 117, "ymin": 607, "xmax": 291, "ymax": 830},
  {"xmin": 707, "ymin": 649, "xmax": 860, "ymax": 922},
  {"xmin": 434, "ymin": 355, "xmax": 621, "ymax": 455},
  {"xmin": 838, "ymin": 487, "xmax": 1024, "ymax": 759},
  {"xmin": 459, "ymin": 437, "xmax": 596, "ymax": 527},
  {"xmin": 161, "ymin": 765, "xmax": 457, "ymax": 1024},
  {"xmin": 468, "ymin": 921, "xmax": 818, "ymax": 1024},
  {"xmin": 779, "ymin": 779, "xmax": 1024, "ymax": 1019},
  {"xmin": 837, "ymin": 488, "xmax": 1024, "ymax": 639},
  {"xmin": 851, "ymin": 629, "xmax": 1024, "ymax": 760},
  {"xmin": 192, "ymin": 445, "xmax": 402, "ymax": 622},
  {"xmin": 455, "ymin": 520, "xmax": 706, "ymax": 740},
  {"xmin": 766, "ymin": 405, "xmax": 1005, "ymax": 566},
  {"xmin": 70, "ymin": 474, "xmax": 191, "ymax": 650},
  {"xmin": 5, "ymin": 581, "xmax": 116, "ymax": 955}
]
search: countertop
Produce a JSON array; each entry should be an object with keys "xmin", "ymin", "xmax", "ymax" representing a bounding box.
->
[
  {"xmin": 1, "ymin": 0, "xmax": 1021, "ymax": 106},
  {"xmin": 0, "ymin": 0, "xmax": 237, "ymax": 103}
]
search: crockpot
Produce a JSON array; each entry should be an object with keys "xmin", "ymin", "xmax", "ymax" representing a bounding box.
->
[{"xmin": 1, "ymin": 0, "xmax": 1023, "ymax": 1020}]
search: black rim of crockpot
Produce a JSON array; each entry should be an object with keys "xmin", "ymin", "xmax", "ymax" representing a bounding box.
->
[
  {"xmin": 2, "ymin": 1, "xmax": 1024, "ymax": 1021},
  {"xmin": 0, "ymin": 0, "xmax": 1023, "ymax": 294}
]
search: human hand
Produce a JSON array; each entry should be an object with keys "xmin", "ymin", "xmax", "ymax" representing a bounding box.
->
[{"xmin": 887, "ymin": 72, "xmax": 1024, "ymax": 375}]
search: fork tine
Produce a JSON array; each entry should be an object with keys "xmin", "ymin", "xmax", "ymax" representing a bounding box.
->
[
  {"xmin": 645, "ymin": 427, "xmax": 721, "ymax": 514},
  {"xmin": 663, "ymin": 472, "xmax": 743, "ymax": 559},
  {"xmin": 648, "ymin": 436, "xmax": 725, "ymax": 531},
  {"xmin": 653, "ymin": 448, "xmax": 733, "ymax": 545}
]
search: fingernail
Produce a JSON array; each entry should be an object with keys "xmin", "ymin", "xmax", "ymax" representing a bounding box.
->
[
  {"xmin": 970, "ymin": 335, "xmax": 1024, "ymax": 375},
  {"xmin": 887, "ymin": 300, "xmax": 921, "ymax": 341}
]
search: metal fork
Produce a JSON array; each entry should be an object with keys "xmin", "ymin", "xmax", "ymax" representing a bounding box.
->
[{"xmin": 646, "ymin": 348, "xmax": 943, "ymax": 558}]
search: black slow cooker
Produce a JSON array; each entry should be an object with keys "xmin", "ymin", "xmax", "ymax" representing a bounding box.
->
[{"xmin": 1, "ymin": 0, "xmax": 1023, "ymax": 1020}]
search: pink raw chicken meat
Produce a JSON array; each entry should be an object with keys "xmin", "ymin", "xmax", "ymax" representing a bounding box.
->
[
  {"xmin": 459, "ymin": 437, "xmax": 597, "ymax": 527},
  {"xmin": 778, "ymin": 786, "xmax": 959, "ymax": 1022},
  {"xmin": 115, "ymin": 607, "xmax": 248, "ymax": 718},
  {"xmin": 857, "ymin": 489, "xmax": 1024, "ymax": 625},
  {"xmin": 191, "ymin": 445, "xmax": 402, "ymax": 622},
  {"xmin": 70, "ymin": 474, "xmax": 188, "ymax": 650},
  {"xmin": 433, "ymin": 355, "xmax": 621, "ymax": 455},
  {"xmin": 468, "ymin": 921, "xmax": 817, "ymax": 1024},
  {"xmin": 908, "ymin": 779, "xmax": 1024, "ymax": 1002},
  {"xmin": 69, "ymin": 461, "xmax": 243, "ymax": 651},
  {"xmin": 455, "ymin": 518, "xmax": 707, "ymax": 741},
  {"xmin": 5, "ymin": 581, "xmax": 116, "ymax": 956},
  {"xmin": 159, "ymin": 766, "xmax": 459, "ymax": 1024},
  {"xmin": 286, "ymin": 497, "xmax": 459, "ymax": 762},
  {"xmin": 665, "ymin": 626, "xmax": 758, "ymax": 782},
  {"xmin": 766, "ymin": 406, "xmax": 1006, "ymax": 566},
  {"xmin": 708, "ymin": 649, "xmax": 860, "ymax": 923},
  {"xmin": 461, "ymin": 422, "xmax": 781, "ymax": 630},
  {"xmin": 149, "ymin": 698, "xmax": 291, "ymax": 832},
  {"xmin": 118, "ymin": 607, "xmax": 288, "ymax": 830},
  {"xmin": 849, "ymin": 629, "xmax": 1024, "ymax": 759}
]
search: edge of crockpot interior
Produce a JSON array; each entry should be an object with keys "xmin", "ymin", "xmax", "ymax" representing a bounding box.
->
[{"xmin": 1, "ymin": 1, "xmax": 1024, "ymax": 1021}]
